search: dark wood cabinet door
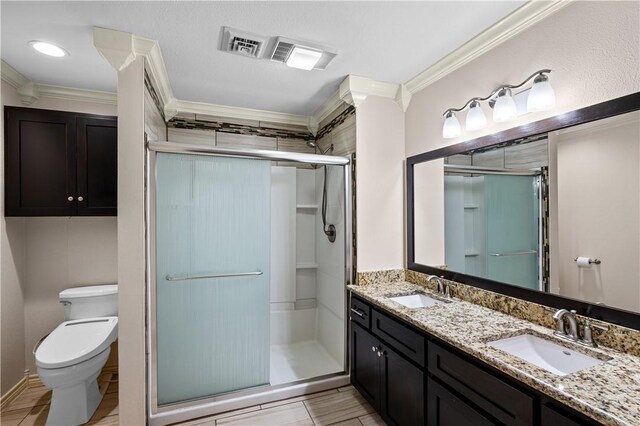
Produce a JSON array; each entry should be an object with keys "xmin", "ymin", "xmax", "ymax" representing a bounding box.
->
[
  {"xmin": 427, "ymin": 377, "xmax": 494, "ymax": 426},
  {"xmin": 5, "ymin": 107, "xmax": 77, "ymax": 216},
  {"xmin": 76, "ymin": 117, "xmax": 117, "ymax": 215},
  {"xmin": 351, "ymin": 323, "xmax": 381, "ymax": 410},
  {"xmin": 380, "ymin": 345, "xmax": 424, "ymax": 426}
]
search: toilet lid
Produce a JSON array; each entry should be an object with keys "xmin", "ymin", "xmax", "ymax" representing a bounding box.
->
[{"xmin": 35, "ymin": 317, "xmax": 118, "ymax": 369}]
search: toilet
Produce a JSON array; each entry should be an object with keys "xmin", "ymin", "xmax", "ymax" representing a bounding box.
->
[{"xmin": 34, "ymin": 285, "xmax": 118, "ymax": 426}]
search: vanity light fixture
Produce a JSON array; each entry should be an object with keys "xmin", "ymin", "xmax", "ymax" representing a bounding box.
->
[
  {"xmin": 442, "ymin": 111, "xmax": 462, "ymax": 138},
  {"xmin": 465, "ymin": 100, "xmax": 487, "ymax": 131},
  {"xmin": 442, "ymin": 69, "xmax": 555, "ymax": 138},
  {"xmin": 28, "ymin": 40, "xmax": 68, "ymax": 57}
]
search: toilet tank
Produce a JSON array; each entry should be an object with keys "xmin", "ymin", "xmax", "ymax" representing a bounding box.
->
[{"xmin": 59, "ymin": 285, "xmax": 118, "ymax": 320}]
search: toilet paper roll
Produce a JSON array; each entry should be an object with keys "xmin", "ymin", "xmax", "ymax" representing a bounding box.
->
[{"xmin": 576, "ymin": 257, "xmax": 592, "ymax": 267}]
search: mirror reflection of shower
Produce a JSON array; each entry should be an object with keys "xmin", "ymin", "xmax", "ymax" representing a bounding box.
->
[{"xmin": 307, "ymin": 140, "xmax": 336, "ymax": 243}]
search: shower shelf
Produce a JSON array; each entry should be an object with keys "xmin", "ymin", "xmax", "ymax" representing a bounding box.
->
[
  {"xmin": 296, "ymin": 263, "xmax": 319, "ymax": 269},
  {"xmin": 296, "ymin": 204, "xmax": 319, "ymax": 209}
]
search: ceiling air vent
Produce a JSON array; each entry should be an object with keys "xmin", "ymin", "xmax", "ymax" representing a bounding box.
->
[
  {"xmin": 271, "ymin": 41, "xmax": 295, "ymax": 63},
  {"xmin": 220, "ymin": 27, "xmax": 268, "ymax": 59}
]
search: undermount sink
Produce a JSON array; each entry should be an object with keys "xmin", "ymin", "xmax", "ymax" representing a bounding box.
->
[
  {"xmin": 487, "ymin": 333, "xmax": 607, "ymax": 376},
  {"xmin": 388, "ymin": 293, "xmax": 445, "ymax": 308}
]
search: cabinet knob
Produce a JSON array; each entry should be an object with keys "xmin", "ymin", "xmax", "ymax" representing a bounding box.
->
[
  {"xmin": 371, "ymin": 346, "xmax": 377, "ymax": 352},
  {"xmin": 377, "ymin": 350, "xmax": 386, "ymax": 357},
  {"xmin": 77, "ymin": 196, "xmax": 84, "ymax": 202},
  {"xmin": 67, "ymin": 196, "xmax": 74, "ymax": 202}
]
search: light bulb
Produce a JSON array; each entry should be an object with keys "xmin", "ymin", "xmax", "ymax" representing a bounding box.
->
[
  {"xmin": 493, "ymin": 88, "xmax": 517, "ymax": 122},
  {"xmin": 465, "ymin": 100, "xmax": 487, "ymax": 131},
  {"xmin": 442, "ymin": 111, "xmax": 461, "ymax": 139},
  {"xmin": 527, "ymin": 74, "xmax": 556, "ymax": 112},
  {"xmin": 28, "ymin": 41, "xmax": 68, "ymax": 57}
]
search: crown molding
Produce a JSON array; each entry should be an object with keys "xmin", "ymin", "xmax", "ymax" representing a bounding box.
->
[
  {"xmin": 2, "ymin": 59, "xmax": 116, "ymax": 105},
  {"xmin": 312, "ymin": 90, "xmax": 343, "ymax": 126},
  {"xmin": 37, "ymin": 84, "xmax": 116, "ymax": 104},
  {"xmin": 132, "ymin": 35, "xmax": 175, "ymax": 118},
  {"xmin": 175, "ymin": 99, "xmax": 315, "ymax": 132},
  {"xmin": 404, "ymin": 0, "xmax": 574, "ymax": 95},
  {"xmin": 338, "ymin": 75, "xmax": 411, "ymax": 111},
  {"xmin": 1, "ymin": 60, "xmax": 29, "ymax": 88}
]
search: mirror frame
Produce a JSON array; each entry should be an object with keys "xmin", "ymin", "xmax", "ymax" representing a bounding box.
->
[{"xmin": 407, "ymin": 92, "xmax": 640, "ymax": 330}]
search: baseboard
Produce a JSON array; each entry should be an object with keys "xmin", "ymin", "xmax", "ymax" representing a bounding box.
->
[
  {"xmin": 27, "ymin": 374, "xmax": 42, "ymax": 388},
  {"xmin": 0, "ymin": 376, "xmax": 28, "ymax": 411}
]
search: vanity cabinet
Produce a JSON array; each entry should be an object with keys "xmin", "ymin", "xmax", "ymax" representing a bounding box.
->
[
  {"xmin": 351, "ymin": 308, "xmax": 425, "ymax": 425},
  {"xmin": 349, "ymin": 293, "xmax": 603, "ymax": 426},
  {"xmin": 4, "ymin": 107, "xmax": 117, "ymax": 216}
]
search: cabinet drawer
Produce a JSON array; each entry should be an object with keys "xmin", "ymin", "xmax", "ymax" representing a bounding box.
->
[
  {"xmin": 350, "ymin": 296, "xmax": 371, "ymax": 329},
  {"xmin": 428, "ymin": 341, "xmax": 534, "ymax": 425},
  {"xmin": 427, "ymin": 377, "xmax": 495, "ymax": 426},
  {"xmin": 371, "ymin": 309, "xmax": 425, "ymax": 367}
]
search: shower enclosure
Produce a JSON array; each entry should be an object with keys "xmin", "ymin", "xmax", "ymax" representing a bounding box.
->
[{"xmin": 145, "ymin": 141, "xmax": 352, "ymax": 425}]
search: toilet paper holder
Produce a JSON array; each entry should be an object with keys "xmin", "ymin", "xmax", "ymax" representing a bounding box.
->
[{"xmin": 574, "ymin": 257, "xmax": 601, "ymax": 265}]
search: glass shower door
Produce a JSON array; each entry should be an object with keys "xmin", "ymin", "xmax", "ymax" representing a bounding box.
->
[
  {"xmin": 485, "ymin": 175, "xmax": 540, "ymax": 290},
  {"xmin": 155, "ymin": 152, "xmax": 271, "ymax": 406}
]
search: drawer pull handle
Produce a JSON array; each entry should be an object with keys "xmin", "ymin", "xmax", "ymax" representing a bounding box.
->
[{"xmin": 350, "ymin": 308, "xmax": 365, "ymax": 318}]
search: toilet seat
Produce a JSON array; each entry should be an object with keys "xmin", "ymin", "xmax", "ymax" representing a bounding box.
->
[{"xmin": 35, "ymin": 317, "xmax": 118, "ymax": 369}]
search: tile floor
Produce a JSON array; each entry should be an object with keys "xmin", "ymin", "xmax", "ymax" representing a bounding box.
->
[{"xmin": 1, "ymin": 379, "xmax": 385, "ymax": 426}]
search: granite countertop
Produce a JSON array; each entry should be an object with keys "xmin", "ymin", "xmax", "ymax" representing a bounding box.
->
[{"xmin": 348, "ymin": 281, "xmax": 640, "ymax": 426}]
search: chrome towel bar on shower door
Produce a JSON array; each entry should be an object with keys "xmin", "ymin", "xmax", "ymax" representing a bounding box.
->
[
  {"xmin": 489, "ymin": 250, "xmax": 537, "ymax": 257},
  {"xmin": 165, "ymin": 271, "xmax": 263, "ymax": 282}
]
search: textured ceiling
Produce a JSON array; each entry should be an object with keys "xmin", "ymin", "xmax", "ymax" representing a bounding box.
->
[{"xmin": 1, "ymin": 1, "xmax": 525, "ymax": 115}]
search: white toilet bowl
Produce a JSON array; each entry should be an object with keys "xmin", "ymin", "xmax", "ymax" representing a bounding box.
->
[{"xmin": 35, "ymin": 317, "xmax": 118, "ymax": 425}]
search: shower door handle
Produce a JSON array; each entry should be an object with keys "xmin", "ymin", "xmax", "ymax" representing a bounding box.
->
[
  {"xmin": 165, "ymin": 271, "xmax": 263, "ymax": 281},
  {"xmin": 489, "ymin": 250, "xmax": 537, "ymax": 257}
]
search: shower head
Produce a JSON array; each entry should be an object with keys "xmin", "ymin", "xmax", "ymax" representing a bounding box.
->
[{"xmin": 306, "ymin": 140, "xmax": 334, "ymax": 155}]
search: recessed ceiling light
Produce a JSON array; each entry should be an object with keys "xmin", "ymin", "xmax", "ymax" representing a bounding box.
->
[
  {"xmin": 286, "ymin": 46, "xmax": 322, "ymax": 71},
  {"xmin": 28, "ymin": 41, "xmax": 68, "ymax": 57}
]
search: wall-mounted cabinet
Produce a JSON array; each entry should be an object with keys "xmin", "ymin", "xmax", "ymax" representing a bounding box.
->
[{"xmin": 4, "ymin": 107, "xmax": 117, "ymax": 216}]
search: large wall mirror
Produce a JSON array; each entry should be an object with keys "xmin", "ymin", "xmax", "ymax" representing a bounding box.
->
[{"xmin": 407, "ymin": 92, "xmax": 640, "ymax": 329}]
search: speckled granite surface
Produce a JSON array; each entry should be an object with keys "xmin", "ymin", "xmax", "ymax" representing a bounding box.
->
[
  {"xmin": 405, "ymin": 270, "xmax": 640, "ymax": 357},
  {"xmin": 358, "ymin": 269, "xmax": 405, "ymax": 286},
  {"xmin": 348, "ymin": 281, "xmax": 640, "ymax": 426}
]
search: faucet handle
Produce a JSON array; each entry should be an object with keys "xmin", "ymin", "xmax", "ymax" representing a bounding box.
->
[{"xmin": 580, "ymin": 320, "xmax": 608, "ymax": 347}]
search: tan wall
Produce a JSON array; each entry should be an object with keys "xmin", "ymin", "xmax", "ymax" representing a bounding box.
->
[
  {"xmin": 22, "ymin": 217, "xmax": 117, "ymax": 373},
  {"xmin": 356, "ymin": 96, "xmax": 405, "ymax": 271},
  {"xmin": 549, "ymin": 112, "xmax": 640, "ymax": 312},
  {"xmin": 117, "ymin": 57, "xmax": 167, "ymax": 424},
  {"xmin": 405, "ymin": 1, "xmax": 640, "ymax": 266},
  {"xmin": 1, "ymin": 80, "xmax": 117, "ymax": 393}
]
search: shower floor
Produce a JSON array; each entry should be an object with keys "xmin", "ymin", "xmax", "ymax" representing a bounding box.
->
[{"xmin": 270, "ymin": 340, "xmax": 343, "ymax": 385}]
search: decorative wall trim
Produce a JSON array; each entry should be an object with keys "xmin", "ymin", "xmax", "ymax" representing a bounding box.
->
[
  {"xmin": 174, "ymin": 99, "xmax": 315, "ymax": 134},
  {"xmin": 315, "ymin": 104, "xmax": 355, "ymax": 140},
  {"xmin": 168, "ymin": 116, "xmax": 315, "ymax": 141},
  {"xmin": 1, "ymin": 60, "xmax": 117, "ymax": 106},
  {"xmin": 0, "ymin": 376, "xmax": 28, "ymax": 410},
  {"xmin": 404, "ymin": 0, "xmax": 574, "ymax": 95}
]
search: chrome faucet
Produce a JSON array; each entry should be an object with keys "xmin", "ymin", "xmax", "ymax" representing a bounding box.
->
[
  {"xmin": 427, "ymin": 275, "xmax": 451, "ymax": 298},
  {"xmin": 553, "ymin": 309, "xmax": 579, "ymax": 340},
  {"xmin": 553, "ymin": 309, "xmax": 609, "ymax": 347}
]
